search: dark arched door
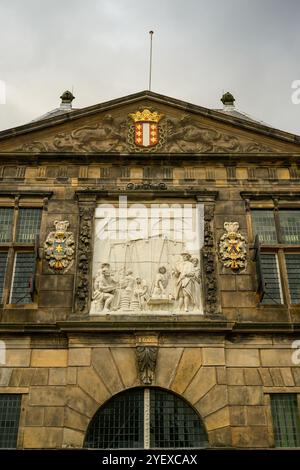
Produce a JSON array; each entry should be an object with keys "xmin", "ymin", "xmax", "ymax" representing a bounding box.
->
[{"xmin": 84, "ymin": 388, "xmax": 208, "ymax": 449}]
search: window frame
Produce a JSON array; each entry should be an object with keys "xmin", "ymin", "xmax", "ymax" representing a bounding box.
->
[
  {"xmin": 269, "ymin": 392, "xmax": 300, "ymax": 448},
  {"xmin": 0, "ymin": 198, "xmax": 45, "ymax": 308},
  {"xmin": 242, "ymin": 193, "xmax": 300, "ymax": 307}
]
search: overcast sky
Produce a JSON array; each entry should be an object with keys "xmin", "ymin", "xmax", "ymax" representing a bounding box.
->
[{"xmin": 0, "ymin": 0, "xmax": 299, "ymax": 134}]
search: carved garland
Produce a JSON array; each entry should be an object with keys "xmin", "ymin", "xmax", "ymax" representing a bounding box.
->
[
  {"xmin": 75, "ymin": 205, "xmax": 95, "ymax": 313},
  {"xmin": 202, "ymin": 204, "xmax": 218, "ymax": 315}
]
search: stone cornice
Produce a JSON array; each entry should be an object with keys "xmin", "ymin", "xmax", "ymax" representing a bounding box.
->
[
  {"xmin": 0, "ymin": 90, "xmax": 299, "ymax": 147},
  {"xmin": 76, "ymin": 188, "xmax": 219, "ymax": 202},
  {"xmin": 0, "ymin": 320, "xmax": 299, "ymax": 335}
]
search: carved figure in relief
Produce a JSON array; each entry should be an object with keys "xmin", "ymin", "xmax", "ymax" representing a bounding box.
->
[
  {"xmin": 173, "ymin": 252, "xmax": 196, "ymax": 312},
  {"xmin": 152, "ymin": 266, "xmax": 168, "ymax": 299},
  {"xmin": 132, "ymin": 277, "xmax": 149, "ymax": 311},
  {"xmin": 191, "ymin": 258, "xmax": 203, "ymax": 313},
  {"xmin": 118, "ymin": 269, "xmax": 135, "ymax": 310},
  {"xmin": 92, "ymin": 263, "xmax": 117, "ymax": 312}
]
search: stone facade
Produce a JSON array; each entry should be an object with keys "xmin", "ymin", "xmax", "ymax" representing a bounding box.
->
[{"xmin": 0, "ymin": 90, "xmax": 300, "ymax": 448}]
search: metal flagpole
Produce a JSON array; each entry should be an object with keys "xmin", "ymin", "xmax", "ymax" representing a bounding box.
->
[{"xmin": 149, "ymin": 31, "xmax": 154, "ymax": 91}]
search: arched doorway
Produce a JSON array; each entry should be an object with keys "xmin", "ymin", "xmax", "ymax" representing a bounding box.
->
[{"xmin": 84, "ymin": 387, "xmax": 208, "ymax": 449}]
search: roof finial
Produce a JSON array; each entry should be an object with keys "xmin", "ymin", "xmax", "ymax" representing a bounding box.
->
[
  {"xmin": 221, "ymin": 91, "xmax": 235, "ymax": 107},
  {"xmin": 60, "ymin": 90, "xmax": 75, "ymax": 109}
]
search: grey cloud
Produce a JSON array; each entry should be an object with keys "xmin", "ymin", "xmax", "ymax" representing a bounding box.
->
[{"xmin": 0, "ymin": 0, "xmax": 299, "ymax": 134}]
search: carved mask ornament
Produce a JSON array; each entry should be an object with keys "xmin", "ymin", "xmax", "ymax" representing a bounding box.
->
[{"xmin": 219, "ymin": 222, "xmax": 247, "ymax": 271}]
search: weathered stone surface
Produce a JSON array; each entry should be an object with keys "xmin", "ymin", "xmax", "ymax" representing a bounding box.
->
[
  {"xmin": 244, "ymin": 368, "xmax": 262, "ymax": 385},
  {"xmin": 67, "ymin": 367, "xmax": 77, "ymax": 384},
  {"xmin": 232, "ymin": 426, "xmax": 272, "ymax": 447},
  {"xmin": 77, "ymin": 367, "xmax": 110, "ymax": 405},
  {"xmin": 195, "ymin": 385, "xmax": 228, "ymax": 417},
  {"xmin": 68, "ymin": 348, "xmax": 91, "ymax": 366},
  {"xmin": 49, "ymin": 368, "xmax": 67, "ymax": 385},
  {"xmin": 202, "ymin": 348, "xmax": 225, "ymax": 366},
  {"xmin": 31, "ymin": 368, "xmax": 49, "ymax": 385},
  {"xmin": 258, "ymin": 368, "xmax": 273, "ymax": 386},
  {"xmin": 110, "ymin": 348, "xmax": 139, "ymax": 388},
  {"xmin": 205, "ymin": 406, "xmax": 230, "ymax": 431},
  {"xmin": 6, "ymin": 349, "xmax": 31, "ymax": 367},
  {"xmin": 171, "ymin": 348, "xmax": 202, "ymax": 394},
  {"xmin": 221, "ymin": 292, "xmax": 255, "ymax": 308},
  {"xmin": 9, "ymin": 368, "xmax": 34, "ymax": 387},
  {"xmin": 155, "ymin": 348, "xmax": 183, "ymax": 389},
  {"xmin": 64, "ymin": 407, "xmax": 90, "ymax": 432},
  {"xmin": 0, "ymin": 368, "xmax": 12, "ymax": 386},
  {"xmin": 184, "ymin": 367, "xmax": 216, "ymax": 405},
  {"xmin": 216, "ymin": 366, "xmax": 227, "ymax": 385},
  {"xmin": 66, "ymin": 385, "xmax": 98, "ymax": 418},
  {"xmin": 31, "ymin": 350, "xmax": 67, "ymax": 367},
  {"xmin": 29, "ymin": 386, "xmax": 65, "ymax": 406},
  {"xmin": 23, "ymin": 427, "xmax": 63, "ymax": 448},
  {"xmin": 292, "ymin": 368, "xmax": 300, "ymax": 386},
  {"xmin": 229, "ymin": 406, "xmax": 246, "ymax": 426},
  {"xmin": 208, "ymin": 426, "xmax": 232, "ymax": 447},
  {"xmin": 226, "ymin": 349, "xmax": 260, "ymax": 367},
  {"xmin": 260, "ymin": 349, "xmax": 294, "ymax": 367},
  {"xmin": 63, "ymin": 428, "xmax": 84, "ymax": 448},
  {"xmin": 228, "ymin": 386, "xmax": 263, "ymax": 405},
  {"xmin": 227, "ymin": 368, "xmax": 244, "ymax": 385},
  {"xmin": 39, "ymin": 291, "xmax": 73, "ymax": 307},
  {"xmin": 25, "ymin": 407, "xmax": 44, "ymax": 426},
  {"xmin": 92, "ymin": 348, "xmax": 124, "ymax": 393},
  {"xmin": 44, "ymin": 407, "xmax": 64, "ymax": 426},
  {"xmin": 246, "ymin": 406, "xmax": 267, "ymax": 426},
  {"xmin": 269, "ymin": 368, "xmax": 284, "ymax": 386},
  {"xmin": 280, "ymin": 368, "xmax": 295, "ymax": 386}
]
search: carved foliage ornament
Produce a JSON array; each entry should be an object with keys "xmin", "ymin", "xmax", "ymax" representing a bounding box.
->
[
  {"xmin": 75, "ymin": 206, "xmax": 94, "ymax": 313},
  {"xmin": 44, "ymin": 220, "xmax": 75, "ymax": 273},
  {"xmin": 219, "ymin": 222, "xmax": 247, "ymax": 271},
  {"xmin": 136, "ymin": 346, "xmax": 158, "ymax": 385}
]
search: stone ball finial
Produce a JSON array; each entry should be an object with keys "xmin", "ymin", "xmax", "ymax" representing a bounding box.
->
[
  {"xmin": 60, "ymin": 90, "xmax": 75, "ymax": 104},
  {"xmin": 221, "ymin": 91, "xmax": 235, "ymax": 106}
]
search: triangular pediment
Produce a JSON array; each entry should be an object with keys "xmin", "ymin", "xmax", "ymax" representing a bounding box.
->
[{"xmin": 0, "ymin": 91, "xmax": 299, "ymax": 154}]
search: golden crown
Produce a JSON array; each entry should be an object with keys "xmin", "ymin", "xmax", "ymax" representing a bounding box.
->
[{"xmin": 128, "ymin": 108, "xmax": 164, "ymax": 123}]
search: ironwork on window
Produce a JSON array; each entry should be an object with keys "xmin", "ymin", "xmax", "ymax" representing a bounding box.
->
[
  {"xmin": 85, "ymin": 388, "xmax": 144, "ymax": 449},
  {"xmin": 271, "ymin": 394, "xmax": 300, "ymax": 447},
  {"xmin": 16, "ymin": 208, "xmax": 42, "ymax": 243},
  {"xmin": 0, "ymin": 394, "xmax": 21, "ymax": 448},
  {"xmin": 252, "ymin": 209, "xmax": 300, "ymax": 305},
  {"xmin": 0, "ymin": 253, "xmax": 8, "ymax": 302},
  {"xmin": 10, "ymin": 252, "xmax": 36, "ymax": 304},
  {"xmin": 252, "ymin": 210, "xmax": 277, "ymax": 244},
  {"xmin": 260, "ymin": 254, "xmax": 282, "ymax": 305},
  {"xmin": 0, "ymin": 206, "xmax": 41, "ymax": 305},
  {"xmin": 285, "ymin": 254, "xmax": 300, "ymax": 304},
  {"xmin": 84, "ymin": 388, "xmax": 208, "ymax": 449},
  {"xmin": 280, "ymin": 211, "xmax": 300, "ymax": 245},
  {"xmin": 150, "ymin": 389, "xmax": 207, "ymax": 448},
  {"xmin": 0, "ymin": 208, "xmax": 13, "ymax": 243}
]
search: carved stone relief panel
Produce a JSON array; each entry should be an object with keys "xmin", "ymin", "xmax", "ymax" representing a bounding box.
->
[
  {"xmin": 89, "ymin": 199, "xmax": 205, "ymax": 315},
  {"xmin": 13, "ymin": 108, "xmax": 281, "ymax": 154}
]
